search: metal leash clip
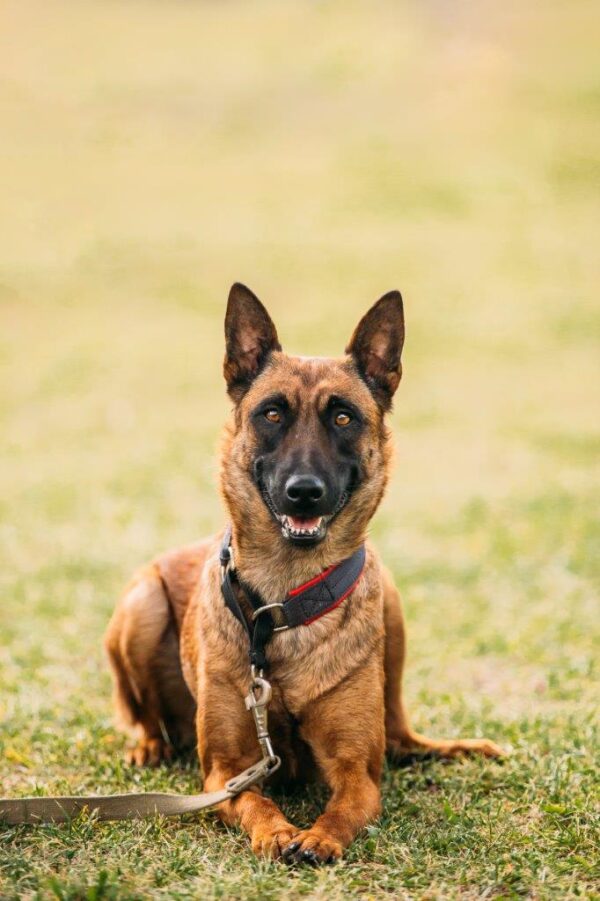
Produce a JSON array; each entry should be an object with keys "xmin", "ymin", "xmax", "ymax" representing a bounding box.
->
[{"xmin": 245, "ymin": 669, "xmax": 280, "ymax": 772}]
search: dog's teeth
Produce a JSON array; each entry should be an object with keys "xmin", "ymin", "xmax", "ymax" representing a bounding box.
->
[{"xmin": 281, "ymin": 516, "xmax": 324, "ymax": 539}]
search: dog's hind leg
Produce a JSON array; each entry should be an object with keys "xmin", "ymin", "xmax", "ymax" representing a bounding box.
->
[
  {"xmin": 382, "ymin": 568, "xmax": 505, "ymax": 761},
  {"xmin": 104, "ymin": 566, "xmax": 196, "ymax": 766}
]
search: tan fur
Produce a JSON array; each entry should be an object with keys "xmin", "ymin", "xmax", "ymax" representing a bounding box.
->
[{"xmin": 105, "ymin": 302, "xmax": 503, "ymax": 863}]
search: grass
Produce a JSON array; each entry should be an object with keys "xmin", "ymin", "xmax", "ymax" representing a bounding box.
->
[{"xmin": 1, "ymin": 0, "xmax": 599, "ymax": 897}]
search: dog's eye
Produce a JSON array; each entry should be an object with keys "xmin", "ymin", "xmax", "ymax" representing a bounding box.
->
[
  {"xmin": 264, "ymin": 408, "xmax": 281, "ymax": 424},
  {"xmin": 334, "ymin": 411, "xmax": 352, "ymax": 428}
]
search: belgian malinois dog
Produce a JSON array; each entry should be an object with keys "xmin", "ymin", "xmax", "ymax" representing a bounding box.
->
[{"xmin": 105, "ymin": 284, "xmax": 503, "ymax": 864}]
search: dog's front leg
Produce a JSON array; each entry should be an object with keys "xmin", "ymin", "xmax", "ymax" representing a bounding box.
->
[
  {"xmin": 197, "ymin": 676, "xmax": 298, "ymax": 859},
  {"xmin": 284, "ymin": 658, "xmax": 385, "ymax": 865}
]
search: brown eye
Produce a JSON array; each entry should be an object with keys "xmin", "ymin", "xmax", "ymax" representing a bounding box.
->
[
  {"xmin": 264, "ymin": 408, "xmax": 281, "ymax": 424},
  {"xmin": 335, "ymin": 411, "xmax": 352, "ymax": 427}
]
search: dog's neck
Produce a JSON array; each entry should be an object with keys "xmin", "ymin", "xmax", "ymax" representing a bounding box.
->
[{"xmin": 228, "ymin": 518, "xmax": 368, "ymax": 604}]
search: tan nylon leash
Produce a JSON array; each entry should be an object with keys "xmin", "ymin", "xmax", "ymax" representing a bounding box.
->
[
  {"xmin": 0, "ymin": 757, "xmax": 277, "ymax": 826},
  {"xmin": 0, "ymin": 673, "xmax": 280, "ymax": 827}
]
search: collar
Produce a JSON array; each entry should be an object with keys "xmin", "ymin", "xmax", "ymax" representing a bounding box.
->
[{"xmin": 219, "ymin": 526, "xmax": 366, "ymax": 671}]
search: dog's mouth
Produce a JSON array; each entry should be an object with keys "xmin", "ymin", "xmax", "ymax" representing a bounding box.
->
[
  {"xmin": 259, "ymin": 482, "xmax": 350, "ymax": 547},
  {"xmin": 279, "ymin": 513, "xmax": 328, "ymax": 544}
]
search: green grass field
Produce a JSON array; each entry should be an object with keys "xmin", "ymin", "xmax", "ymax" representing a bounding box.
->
[{"xmin": 1, "ymin": 1, "xmax": 599, "ymax": 898}]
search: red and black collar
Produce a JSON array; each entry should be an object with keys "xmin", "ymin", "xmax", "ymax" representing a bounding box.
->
[{"xmin": 219, "ymin": 526, "xmax": 366, "ymax": 672}]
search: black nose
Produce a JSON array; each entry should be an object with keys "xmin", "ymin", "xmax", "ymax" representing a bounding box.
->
[{"xmin": 285, "ymin": 474, "xmax": 325, "ymax": 507}]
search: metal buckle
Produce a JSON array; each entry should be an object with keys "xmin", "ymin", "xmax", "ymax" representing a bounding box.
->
[
  {"xmin": 220, "ymin": 544, "xmax": 235, "ymax": 581},
  {"xmin": 251, "ymin": 603, "xmax": 289, "ymax": 632}
]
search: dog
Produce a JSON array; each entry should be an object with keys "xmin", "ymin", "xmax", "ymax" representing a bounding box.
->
[{"xmin": 104, "ymin": 283, "xmax": 503, "ymax": 864}]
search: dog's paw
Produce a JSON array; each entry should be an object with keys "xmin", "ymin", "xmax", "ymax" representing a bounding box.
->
[
  {"xmin": 386, "ymin": 734, "xmax": 507, "ymax": 762},
  {"xmin": 251, "ymin": 824, "xmax": 299, "ymax": 860},
  {"xmin": 441, "ymin": 738, "xmax": 507, "ymax": 759},
  {"xmin": 125, "ymin": 737, "xmax": 174, "ymax": 767},
  {"xmin": 282, "ymin": 829, "xmax": 342, "ymax": 866}
]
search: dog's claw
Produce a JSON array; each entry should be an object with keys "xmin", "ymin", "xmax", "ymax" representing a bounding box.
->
[
  {"xmin": 125, "ymin": 737, "xmax": 173, "ymax": 767},
  {"xmin": 282, "ymin": 833, "xmax": 342, "ymax": 866},
  {"xmin": 282, "ymin": 841, "xmax": 299, "ymax": 863},
  {"xmin": 281, "ymin": 842, "xmax": 300, "ymax": 866}
]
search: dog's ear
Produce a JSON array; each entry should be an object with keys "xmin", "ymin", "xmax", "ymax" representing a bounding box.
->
[
  {"xmin": 224, "ymin": 283, "xmax": 282, "ymax": 401},
  {"xmin": 346, "ymin": 291, "xmax": 405, "ymax": 410}
]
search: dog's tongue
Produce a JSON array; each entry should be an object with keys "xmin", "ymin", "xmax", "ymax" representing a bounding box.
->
[{"xmin": 288, "ymin": 515, "xmax": 321, "ymax": 530}]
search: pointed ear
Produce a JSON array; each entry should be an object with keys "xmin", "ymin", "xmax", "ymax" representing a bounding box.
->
[
  {"xmin": 346, "ymin": 291, "xmax": 405, "ymax": 410},
  {"xmin": 223, "ymin": 283, "xmax": 281, "ymax": 401}
]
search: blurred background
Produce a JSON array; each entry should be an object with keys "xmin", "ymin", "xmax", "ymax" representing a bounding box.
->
[{"xmin": 1, "ymin": 1, "xmax": 598, "ymax": 896}]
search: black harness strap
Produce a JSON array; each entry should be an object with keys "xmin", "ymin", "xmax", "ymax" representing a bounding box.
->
[{"xmin": 219, "ymin": 527, "xmax": 366, "ymax": 672}]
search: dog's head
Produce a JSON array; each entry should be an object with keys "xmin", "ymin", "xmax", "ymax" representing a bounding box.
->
[{"xmin": 220, "ymin": 283, "xmax": 404, "ymax": 552}]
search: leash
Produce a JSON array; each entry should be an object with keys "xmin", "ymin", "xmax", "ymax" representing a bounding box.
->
[
  {"xmin": 0, "ymin": 674, "xmax": 280, "ymax": 827},
  {"xmin": 1, "ymin": 529, "xmax": 365, "ymax": 827},
  {"xmin": 0, "ymin": 761, "xmax": 275, "ymax": 827}
]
